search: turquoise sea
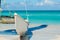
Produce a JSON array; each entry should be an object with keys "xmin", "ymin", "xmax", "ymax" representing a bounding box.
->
[{"xmin": 1, "ymin": 10, "xmax": 60, "ymax": 24}]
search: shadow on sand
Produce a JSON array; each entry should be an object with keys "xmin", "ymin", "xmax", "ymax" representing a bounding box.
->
[
  {"xmin": 3, "ymin": 25, "xmax": 48, "ymax": 40},
  {"xmin": 24, "ymin": 25, "xmax": 48, "ymax": 40}
]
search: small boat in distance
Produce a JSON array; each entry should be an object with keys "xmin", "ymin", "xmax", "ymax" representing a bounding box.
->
[
  {"xmin": 0, "ymin": 15, "xmax": 14, "ymax": 24},
  {"xmin": 0, "ymin": 13, "xmax": 29, "ymax": 40},
  {"xmin": 0, "ymin": 13, "xmax": 28, "ymax": 36}
]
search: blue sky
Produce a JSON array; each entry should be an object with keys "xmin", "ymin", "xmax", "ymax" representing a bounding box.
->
[{"xmin": 1, "ymin": 0, "xmax": 60, "ymax": 10}]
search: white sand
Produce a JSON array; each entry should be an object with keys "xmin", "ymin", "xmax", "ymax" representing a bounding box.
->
[
  {"xmin": 30, "ymin": 24, "xmax": 60, "ymax": 40},
  {"xmin": 0, "ymin": 35, "xmax": 20, "ymax": 40},
  {"xmin": 0, "ymin": 23, "xmax": 60, "ymax": 40},
  {"xmin": 0, "ymin": 24, "xmax": 15, "ymax": 31}
]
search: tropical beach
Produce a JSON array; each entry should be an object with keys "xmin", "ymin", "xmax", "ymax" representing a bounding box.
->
[
  {"xmin": 0, "ymin": 23, "xmax": 60, "ymax": 40},
  {"xmin": 0, "ymin": 10, "xmax": 60, "ymax": 40},
  {"xmin": 0, "ymin": 0, "xmax": 60, "ymax": 40}
]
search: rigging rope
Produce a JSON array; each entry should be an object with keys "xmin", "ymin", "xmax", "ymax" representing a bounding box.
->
[
  {"xmin": 24, "ymin": 0, "xmax": 29, "ymax": 22},
  {"xmin": 4, "ymin": 0, "xmax": 12, "ymax": 17},
  {"xmin": 24, "ymin": 0, "xmax": 29, "ymax": 30}
]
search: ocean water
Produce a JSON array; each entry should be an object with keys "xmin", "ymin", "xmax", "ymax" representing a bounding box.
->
[{"xmin": 1, "ymin": 10, "xmax": 60, "ymax": 24}]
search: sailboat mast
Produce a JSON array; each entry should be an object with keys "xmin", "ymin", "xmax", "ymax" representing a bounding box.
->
[
  {"xmin": 0, "ymin": 0, "xmax": 2, "ymax": 20},
  {"xmin": 24, "ymin": 0, "xmax": 29, "ymax": 22},
  {"xmin": 0, "ymin": 0, "xmax": 1, "ymax": 8}
]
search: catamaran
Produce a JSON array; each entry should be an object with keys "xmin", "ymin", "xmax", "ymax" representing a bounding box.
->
[
  {"xmin": 0, "ymin": 13, "xmax": 29, "ymax": 40},
  {"xmin": 0, "ymin": 0, "xmax": 47, "ymax": 40},
  {"xmin": 0, "ymin": 12, "xmax": 47, "ymax": 40},
  {"xmin": 0, "ymin": 0, "xmax": 29, "ymax": 40}
]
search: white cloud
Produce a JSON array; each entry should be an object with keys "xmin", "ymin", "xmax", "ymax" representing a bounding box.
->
[
  {"xmin": 19, "ymin": 2, "xmax": 26, "ymax": 6},
  {"xmin": 44, "ymin": 0, "xmax": 48, "ymax": 3},
  {"xmin": 36, "ymin": 2, "xmax": 44, "ymax": 6},
  {"xmin": 35, "ymin": 0, "xmax": 55, "ymax": 6},
  {"xmin": 44, "ymin": 0, "xmax": 55, "ymax": 5},
  {"xmin": 40, "ymin": 2, "xmax": 44, "ymax": 6}
]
